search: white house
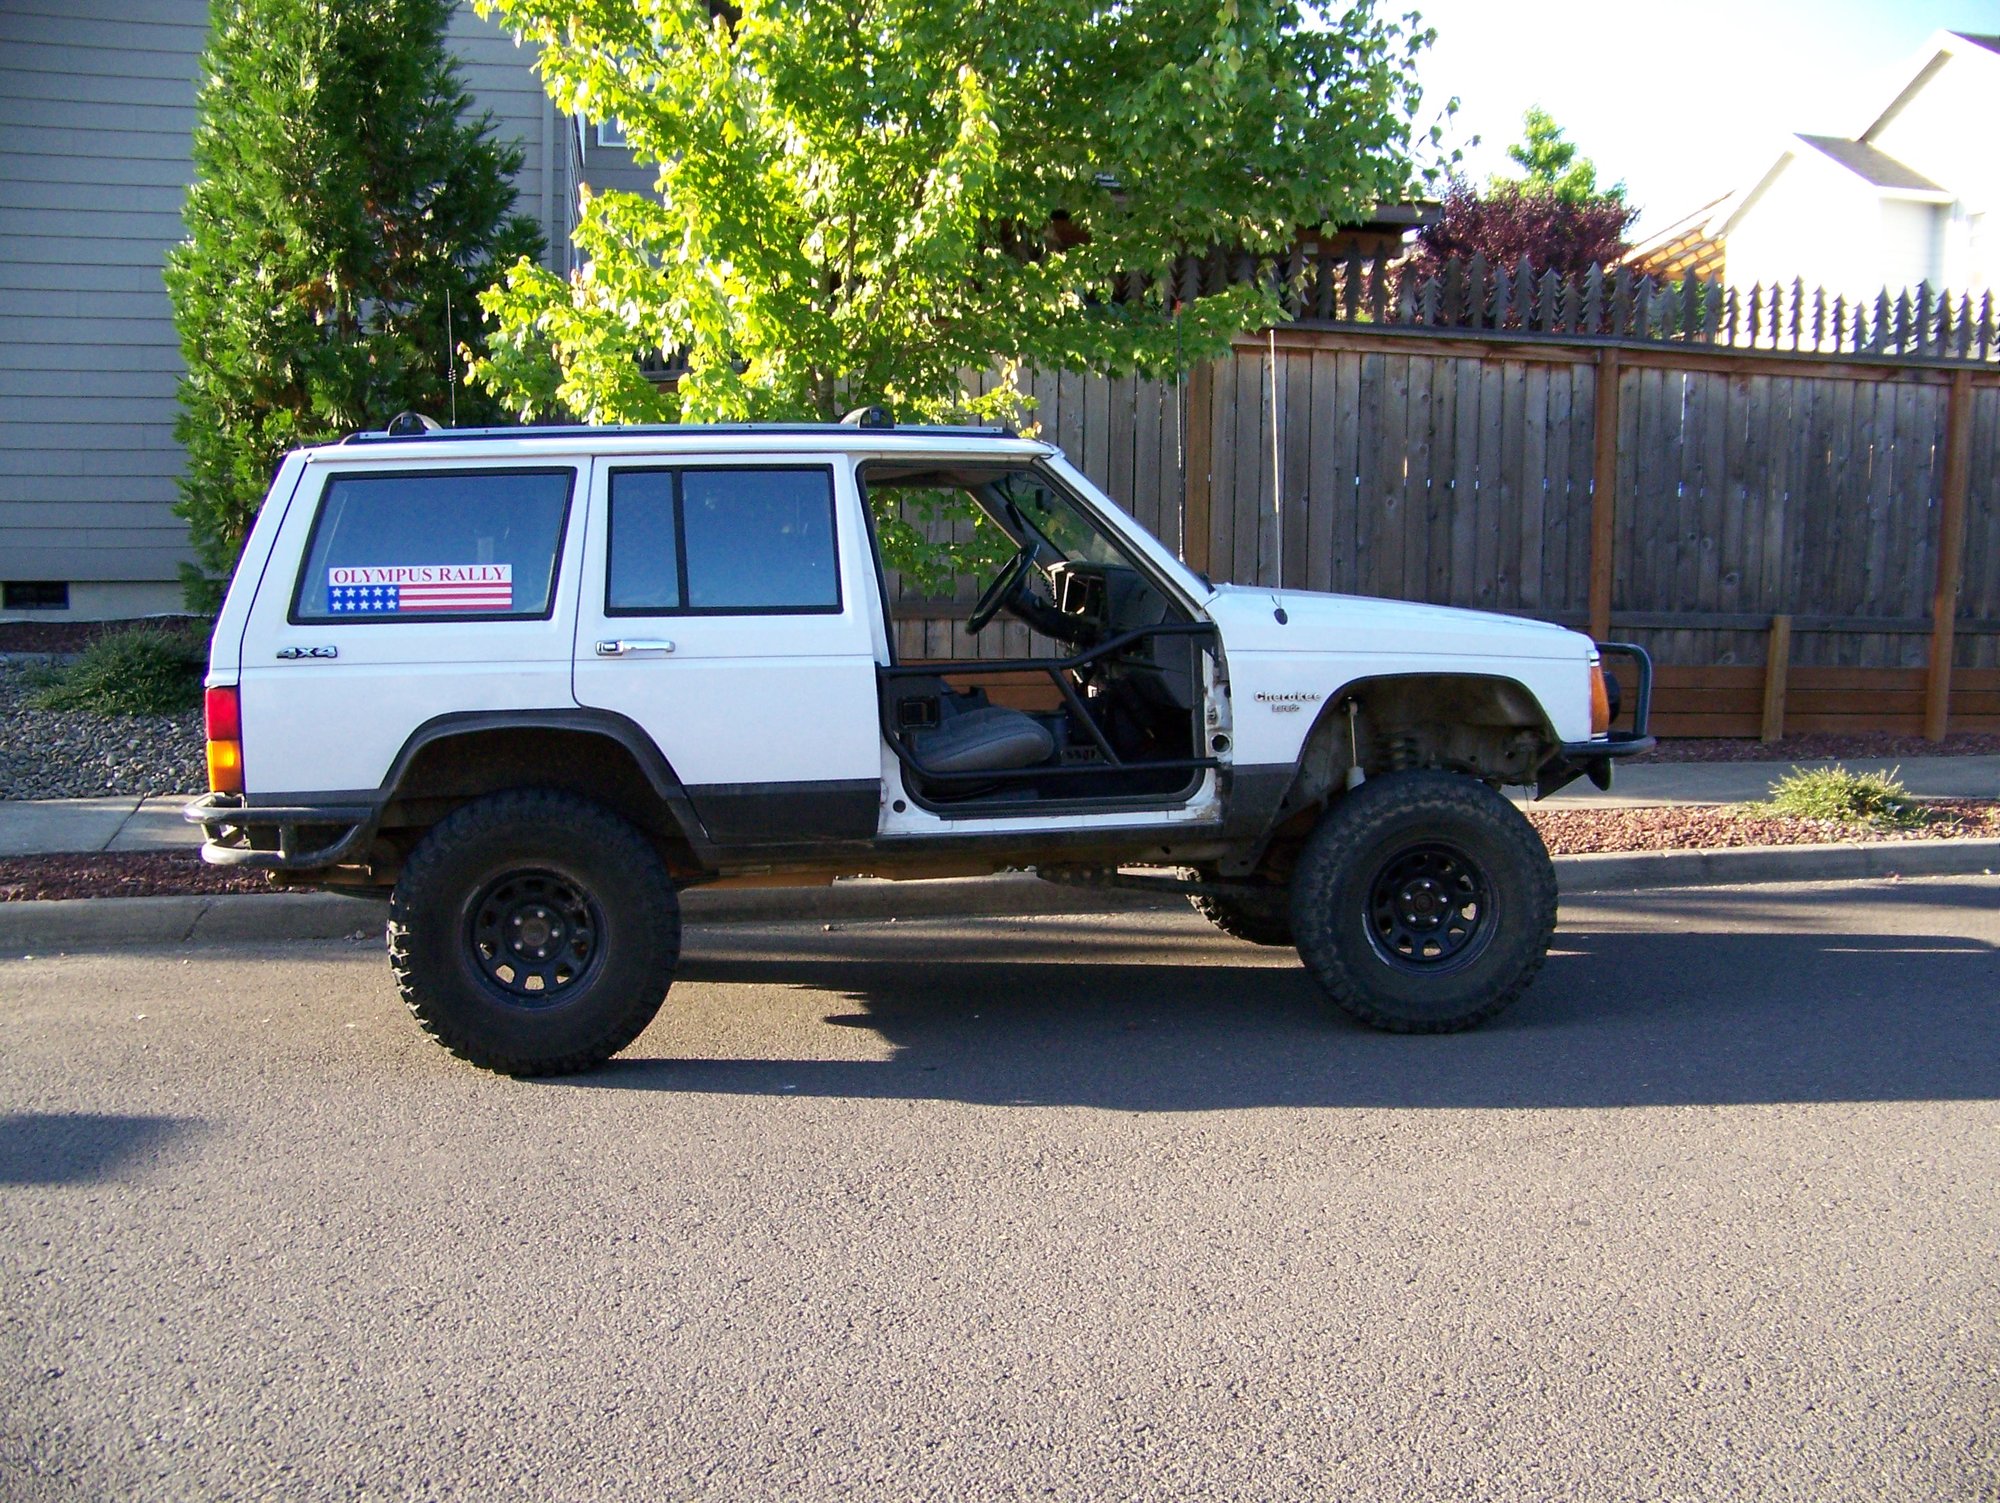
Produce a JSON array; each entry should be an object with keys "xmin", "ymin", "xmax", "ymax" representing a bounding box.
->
[{"xmin": 1699, "ymin": 30, "xmax": 1998, "ymax": 301}]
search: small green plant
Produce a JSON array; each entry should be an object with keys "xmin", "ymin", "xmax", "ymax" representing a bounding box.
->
[
  {"xmin": 27, "ymin": 627, "xmax": 208, "ymax": 716},
  {"xmin": 1762, "ymin": 764, "xmax": 1924, "ymax": 830}
]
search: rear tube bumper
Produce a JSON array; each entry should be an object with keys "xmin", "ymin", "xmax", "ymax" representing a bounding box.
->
[{"xmin": 183, "ymin": 792, "xmax": 377, "ymax": 869}]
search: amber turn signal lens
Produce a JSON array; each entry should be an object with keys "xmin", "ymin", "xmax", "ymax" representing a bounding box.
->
[
  {"xmin": 206, "ymin": 739, "xmax": 244, "ymax": 794},
  {"xmin": 1589, "ymin": 663, "xmax": 1612, "ymax": 735}
]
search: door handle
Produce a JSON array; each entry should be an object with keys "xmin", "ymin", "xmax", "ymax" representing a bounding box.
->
[{"xmin": 594, "ymin": 638, "xmax": 676, "ymax": 656}]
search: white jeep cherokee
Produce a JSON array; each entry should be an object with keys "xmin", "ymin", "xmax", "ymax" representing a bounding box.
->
[{"xmin": 189, "ymin": 414, "xmax": 1651, "ymax": 1074}]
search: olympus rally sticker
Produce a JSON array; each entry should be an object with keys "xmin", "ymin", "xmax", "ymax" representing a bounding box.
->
[{"xmin": 328, "ymin": 564, "xmax": 512, "ymax": 613}]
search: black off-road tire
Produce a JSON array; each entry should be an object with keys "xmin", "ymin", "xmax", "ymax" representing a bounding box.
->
[
  {"xmin": 1187, "ymin": 881, "xmax": 1295, "ymax": 947},
  {"xmin": 387, "ymin": 789, "xmax": 680, "ymax": 1076},
  {"xmin": 1290, "ymin": 770, "xmax": 1556, "ymax": 1033}
]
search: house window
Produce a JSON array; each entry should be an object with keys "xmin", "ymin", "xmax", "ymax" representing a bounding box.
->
[
  {"xmin": 596, "ymin": 119, "xmax": 629, "ymax": 149},
  {"xmin": 3, "ymin": 581, "xmax": 68, "ymax": 611}
]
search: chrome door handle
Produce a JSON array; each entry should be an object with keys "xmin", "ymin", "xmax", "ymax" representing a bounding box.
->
[{"xmin": 594, "ymin": 638, "xmax": 676, "ymax": 656}]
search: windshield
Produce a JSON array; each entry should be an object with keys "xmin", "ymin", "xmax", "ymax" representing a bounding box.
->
[
  {"xmin": 857, "ymin": 461, "xmax": 1134, "ymax": 588},
  {"xmin": 989, "ymin": 469, "xmax": 1125, "ymax": 568}
]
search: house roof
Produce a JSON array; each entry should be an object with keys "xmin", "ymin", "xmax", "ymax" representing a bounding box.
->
[
  {"xmin": 1622, "ymin": 194, "xmax": 1728, "ymax": 282},
  {"xmin": 1793, "ymin": 135, "xmax": 1947, "ymax": 194},
  {"xmin": 1616, "ymin": 28, "xmax": 1986, "ymax": 269},
  {"xmin": 1856, "ymin": 29, "xmax": 2000, "ymax": 144}
]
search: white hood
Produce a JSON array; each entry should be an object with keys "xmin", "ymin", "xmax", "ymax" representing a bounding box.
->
[{"xmin": 1202, "ymin": 584, "xmax": 1590, "ymax": 663}]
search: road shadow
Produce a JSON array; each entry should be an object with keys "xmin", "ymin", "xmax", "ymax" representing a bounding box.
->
[
  {"xmin": 0, "ymin": 1113, "xmax": 197, "ymax": 1186},
  {"xmin": 548, "ymin": 882, "xmax": 2000, "ymax": 1112}
]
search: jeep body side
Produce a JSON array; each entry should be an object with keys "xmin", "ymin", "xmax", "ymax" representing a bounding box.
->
[{"xmin": 190, "ymin": 422, "xmax": 1651, "ymax": 1072}]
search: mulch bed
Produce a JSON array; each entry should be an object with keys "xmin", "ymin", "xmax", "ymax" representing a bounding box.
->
[
  {"xmin": 0, "ymin": 851, "xmax": 272, "ymax": 903},
  {"xmin": 1637, "ymin": 732, "xmax": 2000, "ymax": 762},
  {"xmin": 5, "ymin": 802, "xmax": 1997, "ymax": 901},
  {"xmin": 1524, "ymin": 799, "xmax": 2000, "ymax": 856},
  {"xmin": 0, "ymin": 616, "xmax": 210, "ymax": 655}
]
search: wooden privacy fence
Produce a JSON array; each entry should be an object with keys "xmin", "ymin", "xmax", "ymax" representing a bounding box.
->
[
  {"xmin": 1186, "ymin": 247, "xmax": 2000, "ymax": 365},
  {"xmin": 1173, "ymin": 328, "xmax": 1999, "ymax": 739},
  {"xmin": 892, "ymin": 287, "xmax": 2000, "ymax": 739}
]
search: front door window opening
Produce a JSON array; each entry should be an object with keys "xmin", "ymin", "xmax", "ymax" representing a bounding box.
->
[{"xmin": 860, "ymin": 461, "xmax": 1215, "ymax": 814}]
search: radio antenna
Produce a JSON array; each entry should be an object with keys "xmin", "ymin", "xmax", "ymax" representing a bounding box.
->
[
  {"xmin": 1268, "ymin": 325, "xmax": 1285, "ymax": 616},
  {"xmin": 445, "ymin": 284, "xmax": 458, "ymax": 428}
]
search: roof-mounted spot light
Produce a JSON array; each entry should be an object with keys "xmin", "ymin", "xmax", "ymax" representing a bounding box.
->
[
  {"xmin": 839, "ymin": 406, "xmax": 893, "ymax": 429},
  {"xmin": 385, "ymin": 411, "xmax": 442, "ymax": 437}
]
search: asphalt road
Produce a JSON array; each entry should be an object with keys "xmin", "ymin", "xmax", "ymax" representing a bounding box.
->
[{"xmin": 3, "ymin": 879, "xmax": 1998, "ymax": 1502}]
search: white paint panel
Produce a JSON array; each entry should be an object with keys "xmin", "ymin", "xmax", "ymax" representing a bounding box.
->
[
  {"xmin": 570, "ymin": 455, "xmax": 885, "ymax": 792},
  {"xmin": 233, "ymin": 456, "xmax": 587, "ymax": 794},
  {"xmin": 1202, "ymin": 588, "xmax": 1595, "ymax": 766}
]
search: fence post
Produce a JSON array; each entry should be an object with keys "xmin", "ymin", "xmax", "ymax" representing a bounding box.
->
[
  {"xmin": 1760, "ymin": 614, "xmax": 1792, "ymax": 743},
  {"xmin": 1182, "ymin": 358, "xmax": 1214, "ymax": 575},
  {"xmin": 1588, "ymin": 347, "xmax": 1622, "ymax": 642},
  {"xmin": 1924, "ymin": 369, "xmax": 1974, "ymax": 741}
]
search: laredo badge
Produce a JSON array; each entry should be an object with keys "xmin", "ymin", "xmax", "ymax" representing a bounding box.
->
[{"xmin": 1256, "ymin": 690, "xmax": 1323, "ymax": 714}]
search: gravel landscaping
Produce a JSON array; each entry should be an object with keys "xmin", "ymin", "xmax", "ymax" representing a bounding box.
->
[
  {"xmin": 0, "ymin": 663, "xmax": 206, "ymax": 800},
  {"xmin": 1524, "ymin": 799, "xmax": 2000, "ymax": 855}
]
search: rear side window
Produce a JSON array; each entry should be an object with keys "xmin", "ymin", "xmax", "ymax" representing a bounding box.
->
[
  {"xmin": 291, "ymin": 468, "xmax": 573, "ymax": 623},
  {"xmin": 606, "ymin": 466, "xmax": 839, "ymax": 615}
]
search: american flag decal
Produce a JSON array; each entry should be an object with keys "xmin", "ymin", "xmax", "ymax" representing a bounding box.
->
[{"xmin": 328, "ymin": 564, "xmax": 512, "ymax": 613}]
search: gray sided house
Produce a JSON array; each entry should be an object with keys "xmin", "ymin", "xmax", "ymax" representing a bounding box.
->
[{"xmin": 0, "ymin": 0, "xmax": 655, "ymax": 621}]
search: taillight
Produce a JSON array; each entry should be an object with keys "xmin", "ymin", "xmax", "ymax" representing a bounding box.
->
[
  {"xmin": 205, "ymin": 685, "xmax": 244, "ymax": 793},
  {"xmin": 1588, "ymin": 662, "xmax": 1611, "ymax": 736}
]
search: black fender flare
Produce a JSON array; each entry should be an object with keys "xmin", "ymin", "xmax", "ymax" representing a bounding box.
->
[
  {"xmin": 375, "ymin": 708, "xmax": 714, "ymax": 856},
  {"xmin": 1218, "ymin": 671, "xmax": 1563, "ymax": 876}
]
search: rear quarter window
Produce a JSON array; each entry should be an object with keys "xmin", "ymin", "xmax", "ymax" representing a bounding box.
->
[{"xmin": 291, "ymin": 468, "xmax": 574, "ymax": 623}]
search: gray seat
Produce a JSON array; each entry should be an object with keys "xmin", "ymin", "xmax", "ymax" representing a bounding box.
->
[{"xmin": 911, "ymin": 705, "xmax": 1054, "ymax": 774}]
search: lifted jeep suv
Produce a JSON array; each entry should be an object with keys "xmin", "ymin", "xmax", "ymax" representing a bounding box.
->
[{"xmin": 189, "ymin": 416, "xmax": 1651, "ymax": 1074}]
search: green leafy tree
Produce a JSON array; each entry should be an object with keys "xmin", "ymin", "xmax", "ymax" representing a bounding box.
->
[
  {"xmin": 469, "ymin": 0, "xmax": 1435, "ymax": 577},
  {"xmin": 1500, "ymin": 106, "xmax": 1625, "ymax": 206},
  {"xmin": 166, "ymin": 0, "xmax": 543, "ymax": 607}
]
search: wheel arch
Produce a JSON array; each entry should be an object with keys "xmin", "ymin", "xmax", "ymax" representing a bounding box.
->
[
  {"xmin": 1227, "ymin": 671, "xmax": 1561, "ymax": 876},
  {"xmin": 376, "ymin": 710, "xmax": 711, "ymax": 875}
]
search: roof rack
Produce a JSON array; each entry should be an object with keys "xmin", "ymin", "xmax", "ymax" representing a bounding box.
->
[{"xmin": 337, "ymin": 419, "xmax": 1022, "ymax": 446}]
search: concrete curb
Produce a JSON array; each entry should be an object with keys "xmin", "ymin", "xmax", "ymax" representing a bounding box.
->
[
  {"xmin": 3, "ymin": 840, "xmax": 1997, "ymax": 951},
  {"xmin": 1552, "ymin": 836, "xmax": 2000, "ymax": 893}
]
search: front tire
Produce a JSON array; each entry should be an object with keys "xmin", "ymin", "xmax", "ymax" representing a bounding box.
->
[
  {"xmin": 1290, "ymin": 771, "xmax": 1556, "ymax": 1033},
  {"xmin": 388, "ymin": 790, "xmax": 680, "ymax": 1075}
]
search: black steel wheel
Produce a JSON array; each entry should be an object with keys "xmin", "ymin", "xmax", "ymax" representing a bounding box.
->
[
  {"xmin": 1290, "ymin": 771, "xmax": 1555, "ymax": 1033},
  {"xmin": 1363, "ymin": 843, "xmax": 1494, "ymax": 972},
  {"xmin": 389, "ymin": 790, "xmax": 679, "ymax": 1075},
  {"xmin": 467, "ymin": 869, "xmax": 605, "ymax": 1005}
]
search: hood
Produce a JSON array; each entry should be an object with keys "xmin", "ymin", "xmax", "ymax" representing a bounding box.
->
[{"xmin": 1203, "ymin": 584, "xmax": 1590, "ymax": 661}]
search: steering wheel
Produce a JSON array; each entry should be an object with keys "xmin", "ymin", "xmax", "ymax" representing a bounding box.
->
[{"xmin": 967, "ymin": 543, "xmax": 1038, "ymax": 634}]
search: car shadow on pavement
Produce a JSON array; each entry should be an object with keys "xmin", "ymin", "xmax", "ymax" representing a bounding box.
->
[
  {"xmin": 0, "ymin": 1113, "xmax": 198, "ymax": 1186},
  {"xmin": 552, "ymin": 887, "xmax": 2000, "ymax": 1112}
]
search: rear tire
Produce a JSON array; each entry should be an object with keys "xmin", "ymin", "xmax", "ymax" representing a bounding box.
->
[
  {"xmin": 1187, "ymin": 879, "xmax": 1295, "ymax": 947},
  {"xmin": 388, "ymin": 789, "xmax": 680, "ymax": 1075},
  {"xmin": 1290, "ymin": 771, "xmax": 1555, "ymax": 1033}
]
